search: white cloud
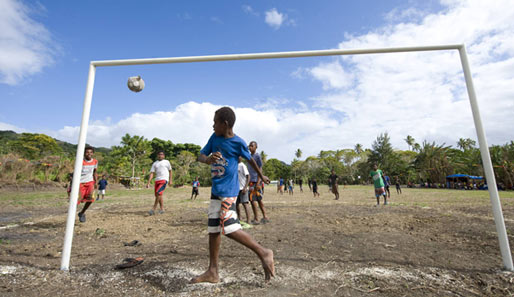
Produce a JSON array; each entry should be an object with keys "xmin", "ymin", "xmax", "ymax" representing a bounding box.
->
[
  {"xmin": 0, "ymin": 0, "xmax": 57, "ymax": 85},
  {"xmin": 0, "ymin": 121, "xmax": 26, "ymax": 133},
  {"xmin": 49, "ymin": 102, "xmax": 341, "ymax": 161},
  {"xmin": 299, "ymin": 0, "xmax": 514, "ymax": 151},
  {"xmin": 265, "ymin": 8, "xmax": 286, "ymax": 29},
  {"xmin": 242, "ymin": 5, "xmax": 259, "ymax": 16}
]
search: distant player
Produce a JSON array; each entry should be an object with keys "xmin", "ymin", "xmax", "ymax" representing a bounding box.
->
[
  {"xmin": 329, "ymin": 170, "xmax": 339, "ymax": 200},
  {"xmin": 146, "ymin": 151, "xmax": 172, "ymax": 215},
  {"xmin": 247, "ymin": 141, "xmax": 270, "ymax": 224},
  {"xmin": 395, "ymin": 177, "xmax": 402, "ymax": 194},
  {"xmin": 370, "ymin": 164, "xmax": 387, "ymax": 205},
  {"xmin": 298, "ymin": 178, "xmax": 303, "ymax": 192},
  {"xmin": 312, "ymin": 178, "xmax": 320, "ymax": 197},
  {"xmin": 97, "ymin": 175, "xmax": 108, "ymax": 200},
  {"xmin": 382, "ymin": 172, "xmax": 391, "ymax": 198},
  {"xmin": 77, "ymin": 146, "xmax": 98, "ymax": 223},
  {"xmin": 288, "ymin": 179, "xmax": 294, "ymax": 195},
  {"xmin": 191, "ymin": 177, "xmax": 200, "ymax": 200},
  {"xmin": 66, "ymin": 172, "xmax": 73, "ymax": 199}
]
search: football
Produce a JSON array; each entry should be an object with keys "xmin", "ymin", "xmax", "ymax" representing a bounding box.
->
[{"xmin": 127, "ymin": 76, "xmax": 145, "ymax": 92}]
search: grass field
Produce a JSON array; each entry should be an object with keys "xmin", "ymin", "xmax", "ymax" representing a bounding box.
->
[{"xmin": 1, "ymin": 185, "xmax": 514, "ymax": 296}]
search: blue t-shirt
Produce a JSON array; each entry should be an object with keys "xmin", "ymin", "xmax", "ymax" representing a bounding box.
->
[
  {"xmin": 98, "ymin": 179, "xmax": 108, "ymax": 190},
  {"xmin": 279, "ymin": 178, "xmax": 284, "ymax": 186},
  {"xmin": 247, "ymin": 153, "xmax": 263, "ymax": 182},
  {"xmin": 200, "ymin": 133, "xmax": 252, "ymax": 197},
  {"xmin": 192, "ymin": 181, "xmax": 200, "ymax": 188}
]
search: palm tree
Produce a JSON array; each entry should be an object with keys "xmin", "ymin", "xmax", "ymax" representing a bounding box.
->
[
  {"xmin": 354, "ymin": 143, "xmax": 363, "ymax": 154},
  {"xmin": 295, "ymin": 148, "xmax": 302, "ymax": 159},
  {"xmin": 457, "ymin": 138, "xmax": 476, "ymax": 151},
  {"xmin": 405, "ymin": 135, "xmax": 415, "ymax": 151},
  {"xmin": 260, "ymin": 151, "xmax": 267, "ymax": 164},
  {"xmin": 413, "ymin": 143, "xmax": 421, "ymax": 152}
]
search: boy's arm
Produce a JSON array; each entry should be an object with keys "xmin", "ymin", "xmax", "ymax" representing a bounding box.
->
[
  {"xmin": 146, "ymin": 172, "xmax": 154, "ymax": 188},
  {"xmin": 93, "ymin": 169, "xmax": 98, "ymax": 189},
  {"xmin": 247, "ymin": 158, "xmax": 270, "ymax": 184},
  {"xmin": 243, "ymin": 174, "xmax": 250, "ymax": 193},
  {"xmin": 198, "ymin": 152, "xmax": 222, "ymax": 164},
  {"xmin": 169, "ymin": 170, "xmax": 173, "ymax": 185}
]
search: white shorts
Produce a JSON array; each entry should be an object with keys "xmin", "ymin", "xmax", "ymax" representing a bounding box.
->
[
  {"xmin": 208, "ymin": 195, "xmax": 241, "ymax": 235},
  {"xmin": 99, "ymin": 189, "xmax": 106, "ymax": 195}
]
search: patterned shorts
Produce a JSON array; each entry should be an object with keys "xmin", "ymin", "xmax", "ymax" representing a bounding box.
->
[{"xmin": 208, "ymin": 194, "xmax": 241, "ymax": 235}]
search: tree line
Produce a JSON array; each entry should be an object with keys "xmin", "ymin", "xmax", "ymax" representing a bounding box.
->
[{"xmin": 0, "ymin": 130, "xmax": 512, "ymax": 189}]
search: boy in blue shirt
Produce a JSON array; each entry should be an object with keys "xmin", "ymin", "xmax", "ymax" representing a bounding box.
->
[
  {"xmin": 97, "ymin": 175, "xmax": 108, "ymax": 200},
  {"xmin": 191, "ymin": 107, "xmax": 274, "ymax": 284}
]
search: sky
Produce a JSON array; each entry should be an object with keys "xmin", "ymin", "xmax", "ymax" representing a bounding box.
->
[{"xmin": 1, "ymin": 0, "xmax": 513, "ymax": 162}]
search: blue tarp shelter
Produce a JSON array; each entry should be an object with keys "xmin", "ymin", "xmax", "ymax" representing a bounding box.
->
[{"xmin": 446, "ymin": 174, "xmax": 484, "ymax": 180}]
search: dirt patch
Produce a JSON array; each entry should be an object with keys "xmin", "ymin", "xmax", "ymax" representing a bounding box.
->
[{"xmin": 0, "ymin": 186, "xmax": 513, "ymax": 296}]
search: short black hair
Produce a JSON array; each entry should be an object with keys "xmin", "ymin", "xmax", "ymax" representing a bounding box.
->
[
  {"xmin": 157, "ymin": 151, "xmax": 165, "ymax": 155},
  {"xmin": 215, "ymin": 106, "xmax": 236, "ymax": 128},
  {"xmin": 249, "ymin": 141, "xmax": 257, "ymax": 147},
  {"xmin": 85, "ymin": 146, "xmax": 95, "ymax": 152}
]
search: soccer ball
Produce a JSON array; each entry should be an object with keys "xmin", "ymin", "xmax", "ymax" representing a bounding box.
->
[{"xmin": 127, "ymin": 76, "xmax": 145, "ymax": 92}]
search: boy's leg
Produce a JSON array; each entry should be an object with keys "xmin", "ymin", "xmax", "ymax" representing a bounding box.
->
[
  {"xmin": 191, "ymin": 232, "xmax": 221, "ymax": 283},
  {"xmin": 152, "ymin": 194, "xmax": 160, "ymax": 211},
  {"xmin": 227, "ymin": 230, "xmax": 275, "ymax": 281},
  {"xmin": 243, "ymin": 203, "xmax": 251, "ymax": 223},
  {"xmin": 258, "ymin": 200, "xmax": 268, "ymax": 220},
  {"xmin": 158, "ymin": 195, "xmax": 164, "ymax": 211},
  {"xmin": 250, "ymin": 201, "xmax": 259, "ymax": 222},
  {"xmin": 80, "ymin": 201, "xmax": 92, "ymax": 214}
]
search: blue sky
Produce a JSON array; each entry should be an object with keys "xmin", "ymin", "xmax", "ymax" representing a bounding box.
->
[{"xmin": 1, "ymin": 0, "xmax": 513, "ymax": 161}]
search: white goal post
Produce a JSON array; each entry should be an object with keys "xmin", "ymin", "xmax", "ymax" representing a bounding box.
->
[{"xmin": 61, "ymin": 44, "xmax": 513, "ymax": 271}]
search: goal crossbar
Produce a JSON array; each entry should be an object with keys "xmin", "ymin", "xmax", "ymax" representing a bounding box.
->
[{"xmin": 61, "ymin": 44, "xmax": 513, "ymax": 271}]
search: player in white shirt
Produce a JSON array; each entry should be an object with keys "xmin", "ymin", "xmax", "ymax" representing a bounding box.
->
[
  {"xmin": 236, "ymin": 157, "xmax": 251, "ymax": 225},
  {"xmin": 146, "ymin": 151, "xmax": 172, "ymax": 215}
]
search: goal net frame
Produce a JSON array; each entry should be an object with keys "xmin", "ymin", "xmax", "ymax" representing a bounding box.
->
[{"xmin": 61, "ymin": 44, "xmax": 513, "ymax": 271}]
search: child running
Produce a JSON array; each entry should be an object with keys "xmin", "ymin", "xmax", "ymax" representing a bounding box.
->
[
  {"xmin": 247, "ymin": 141, "xmax": 270, "ymax": 225},
  {"xmin": 97, "ymin": 175, "xmax": 108, "ymax": 200},
  {"xmin": 191, "ymin": 106, "xmax": 274, "ymax": 283},
  {"xmin": 77, "ymin": 146, "xmax": 98, "ymax": 223},
  {"xmin": 370, "ymin": 164, "xmax": 388, "ymax": 205},
  {"xmin": 191, "ymin": 177, "xmax": 200, "ymax": 200},
  {"xmin": 146, "ymin": 151, "xmax": 172, "ymax": 215}
]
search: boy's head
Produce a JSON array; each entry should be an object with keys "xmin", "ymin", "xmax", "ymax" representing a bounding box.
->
[
  {"xmin": 331, "ymin": 169, "xmax": 335, "ymax": 174},
  {"xmin": 102, "ymin": 175, "xmax": 106, "ymax": 179},
  {"xmin": 195, "ymin": 176, "xmax": 199, "ymax": 181},
  {"xmin": 373, "ymin": 164, "xmax": 378, "ymax": 170},
  {"xmin": 84, "ymin": 146, "xmax": 94, "ymax": 160},
  {"xmin": 248, "ymin": 141, "xmax": 257, "ymax": 154},
  {"xmin": 157, "ymin": 151, "xmax": 165, "ymax": 161},
  {"xmin": 213, "ymin": 107, "xmax": 235, "ymax": 136}
]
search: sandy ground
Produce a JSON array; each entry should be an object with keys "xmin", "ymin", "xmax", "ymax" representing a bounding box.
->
[{"xmin": 1, "ymin": 185, "xmax": 514, "ymax": 296}]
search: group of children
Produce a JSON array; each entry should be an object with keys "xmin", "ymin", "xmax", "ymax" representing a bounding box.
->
[{"xmin": 70, "ymin": 107, "xmax": 274, "ymax": 283}]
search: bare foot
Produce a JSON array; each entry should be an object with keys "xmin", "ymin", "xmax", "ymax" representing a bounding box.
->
[
  {"xmin": 190, "ymin": 269, "xmax": 220, "ymax": 284},
  {"xmin": 261, "ymin": 249, "xmax": 275, "ymax": 281}
]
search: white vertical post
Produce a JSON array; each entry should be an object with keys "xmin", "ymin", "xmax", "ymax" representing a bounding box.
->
[
  {"xmin": 459, "ymin": 45, "xmax": 514, "ymax": 271},
  {"xmin": 60, "ymin": 64, "xmax": 96, "ymax": 271}
]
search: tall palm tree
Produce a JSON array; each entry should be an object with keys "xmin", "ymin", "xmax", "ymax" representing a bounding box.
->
[
  {"xmin": 354, "ymin": 143, "xmax": 363, "ymax": 154},
  {"xmin": 457, "ymin": 138, "xmax": 476, "ymax": 151},
  {"xmin": 295, "ymin": 148, "xmax": 302, "ymax": 159},
  {"xmin": 260, "ymin": 151, "xmax": 267, "ymax": 164},
  {"xmin": 405, "ymin": 135, "xmax": 415, "ymax": 151}
]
